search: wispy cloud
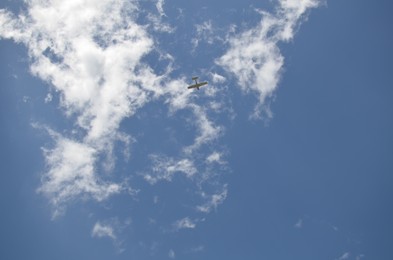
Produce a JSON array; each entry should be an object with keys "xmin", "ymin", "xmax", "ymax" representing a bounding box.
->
[
  {"xmin": 336, "ymin": 252, "xmax": 350, "ymax": 260},
  {"xmin": 190, "ymin": 245, "xmax": 205, "ymax": 253},
  {"xmin": 206, "ymin": 151, "xmax": 226, "ymax": 165},
  {"xmin": 294, "ymin": 218, "xmax": 303, "ymax": 229},
  {"xmin": 143, "ymin": 155, "xmax": 197, "ymax": 184},
  {"xmin": 210, "ymin": 72, "xmax": 226, "ymax": 84},
  {"xmin": 173, "ymin": 217, "xmax": 197, "ymax": 231},
  {"xmin": 36, "ymin": 127, "xmax": 125, "ymax": 218},
  {"xmin": 92, "ymin": 221, "xmax": 117, "ymax": 240},
  {"xmin": 92, "ymin": 218, "xmax": 129, "ymax": 253},
  {"xmin": 184, "ymin": 104, "xmax": 223, "ymax": 154},
  {"xmin": 147, "ymin": 0, "xmax": 174, "ymax": 33},
  {"xmin": 191, "ymin": 20, "xmax": 222, "ymax": 50},
  {"xmin": 197, "ymin": 185, "xmax": 228, "ymax": 213},
  {"xmin": 156, "ymin": 0, "xmax": 166, "ymax": 17},
  {"xmin": 168, "ymin": 249, "xmax": 176, "ymax": 259},
  {"xmin": 217, "ymin": 0, "xmax": 319, "ymax": 119}
]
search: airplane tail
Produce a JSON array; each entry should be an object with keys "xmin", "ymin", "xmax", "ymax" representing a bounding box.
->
[{"xmin": 192, "ymin": 76, "xmax": 198, "ymax": 81}]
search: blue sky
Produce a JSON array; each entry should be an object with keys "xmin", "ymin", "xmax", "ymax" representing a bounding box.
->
[{"xmin": 1, "ymin": 0, "xmax": 393, "ymax": 259}]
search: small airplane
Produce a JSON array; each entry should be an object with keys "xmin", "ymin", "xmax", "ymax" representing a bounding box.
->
[{"xmin": 187, "ymin": 77, "xmax": 208, "ymax": 90}]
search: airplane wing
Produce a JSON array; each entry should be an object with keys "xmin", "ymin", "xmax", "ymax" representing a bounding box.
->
[
  {"xmin": 187, "ymin": 77, "xmax": 208, "ymax": 90},
  {"xmin": 187, "ymin": 82, "xmax": 208, "ymax": 90}
]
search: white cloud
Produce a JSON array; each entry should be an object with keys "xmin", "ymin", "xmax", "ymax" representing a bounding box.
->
[
  {"xmin": 206, "ymin": 151, "xmax": 225, "ymax": 165},
  {"xmin": 191, "ymin": 20, "xmax": 216, "ymax": 50},
  {"xmin": 22, "ymin": 96, "xmax": 30, "ymax": 103},
  {"xmin": 1, "ymin": 0, "xmax": 154, "ymax": 147},
  {"xmin": 0, "ymin": 0, "xmax": 177, "ymax": 216},
  {"xmin": 337, "ymin": 252, "xmax": 350, "ymax": 260},
  {"xmin": 184, "ymin": 105, "xmax": 222, "ymax": 154},
  {"xmin": 168, "ymin": 249, "xmax": 176, "ymax": 259},
  {"xmin": 147, "ymin": 13, "xmax": 174, "ymax": 33},
  {"xmin": 156, "ymin": 0, "xmax": 166, "ymax": 17},
  {"xmin": 91, "ymin": 218, "xmax": 131, "ymax": 252},
  {"xmin": 145, "ymin": 0, "xmax": 173, "ymax": 33},
  {"xmin": 190, "ymin": 245, "xmax": 205, "ymax": 253},
  {"xmin": 92, "ymin": 221, "xmax": 117, "ymax": 240},
  {"xmin": 217, "ymin": 0, "xmax": 319, "ymax": 119},
  {"xmin": 210, "ymin": 72, "xmax": 226, "ymax": 84},
  {"xmin": 143, "ymin": 155, "xmax": 197, "ymax": 184},
  {"xmin": 1, "ymin": 0, "xmax": 228, "ymax": 221},
  {"xmin": 44, "ymin": 93, "xmax": 53, "ymax": 103},
  {"xmin": 173, "ymin": 217, "xmax": 196, "ymax": 231},
  {"xmin": 294, "ymin": 218, "xmax": 303, "ymax": 229},
  {"xmin": 1, "ymin": 1, "xmax": 321, "ymax": 252},
  {"xmin": 331, "ymin": 224, "xmax": 339, "ymax": 231},
  {"xmin": 37, "ymin": 129, "xmax": 124, "ymax": 218},
  {"xmin": 197, "ymin": 185, "xmax": 228, "ymax": 213}
]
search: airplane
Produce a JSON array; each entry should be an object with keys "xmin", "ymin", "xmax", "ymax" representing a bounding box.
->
[{"xmin": 187, "ymin": 77, "xmax": 208, "ymax": 90}]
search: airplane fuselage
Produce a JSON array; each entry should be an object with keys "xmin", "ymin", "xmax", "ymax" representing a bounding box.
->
[
  {"xmin": 187, "ymin": 77, "xmax": 208, "ymax": 90},
  {"xmin": 187, "ymin": 81, "xmax": 208, "ymax": 90}
]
